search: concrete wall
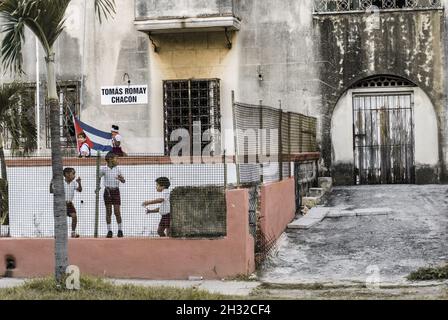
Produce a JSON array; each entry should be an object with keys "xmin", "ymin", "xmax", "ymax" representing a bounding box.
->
[
  {"xmin": 0, "ymin": 0, "xmax": 151, "ymax": 154},
  {"xmin": 315, "ymin": 9, "xmax": 446, "ymax": 182},
  {"xmin": 0, "ymin": 189, "xmax": 255, "ymax": 280},
  {"xmin": 0, "ymin": 0, "xmax": 446, "ymax": 184},
  {"xmin": 331, "ymin": 87, "xmax": 440, "ymax": 184},
  {"xmin": 259, "ymin": 178, "xmax": 296, "ymax": 241},
  {"xmin": 234, "ymin": 0, "xmax": 321, "ymax": 115}
]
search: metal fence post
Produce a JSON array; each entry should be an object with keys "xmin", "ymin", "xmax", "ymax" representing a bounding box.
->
[
  {"xmin": 288, "ymin": 112, "xmax": 292, "ymax": 177},
  {"xmin": 259, "ymin": 100, "xmax": 264, "ymax": 184},
  {"xmin": 278, "ymin": 100, "xmax": 283, "ymax": 181},
  {"xmin": 223, "ymin": 149, "xmax": 227, "ymax": 190},
  {"xmin": 231, "ymin": 91, "xmax": 240, "ymax": 187},
  {"xmin": 94, "ymin": 152, "xmax": 101, "ymax": 238}
]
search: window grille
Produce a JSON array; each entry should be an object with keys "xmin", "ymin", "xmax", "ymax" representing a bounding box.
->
[
  {"xmin": 45, "ymin": 81, "xmax": 81, "ymax": 149},
  {"xmin": 163, "ymin": 79, "xmax": 221, "ymax": 156},
  {"xmin": 314, "ymin": 0, "xmax": 442, "ymax": 13},
  {"xmin": 351, "ymin": 75, "xmax": 416, "ymax": 88}
]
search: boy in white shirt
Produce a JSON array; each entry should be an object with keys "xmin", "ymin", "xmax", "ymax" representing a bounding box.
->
[
  {"xmin": 142, "ymin": 177, "xmax": 171, "ymax": 237},
  {"xmin": 50, "ymin": 168, "xmax": 82, "ymax": 238},
  {"xmin": 100, "ymin": 151, "xmax": 126, "ymax": 238}
]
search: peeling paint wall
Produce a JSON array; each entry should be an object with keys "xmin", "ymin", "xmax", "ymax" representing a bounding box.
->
[
  {"xmin": 235, "ymin": 0, "xmax": 320, "ymax": 115},
  {"xmin": 315, "ymin": 9, "xmax": 446, "ymax": 182},
  {"xmin": 0, "ymin": 0, "xmax": 446, "ymax": 186}
]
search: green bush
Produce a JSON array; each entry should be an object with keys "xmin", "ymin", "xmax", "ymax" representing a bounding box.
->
[{"xmin": 407, "ymin": 264, "xmax": 448, "ymax": 281}]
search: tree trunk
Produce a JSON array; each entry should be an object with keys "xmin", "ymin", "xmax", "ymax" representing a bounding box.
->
[
  {"xmin": 46, "ymin": 53, "xmax": 68, "ymax": 284},
  {"xmin": 0, "ymin": 134, "xmax": 9, "ymax": 231}
]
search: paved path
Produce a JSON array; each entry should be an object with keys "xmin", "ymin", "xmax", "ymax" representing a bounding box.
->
[
  {"xmin": 259, "ymin": 185, "xmax": 448, "ymax": 285},
  {"xmin": 0, "ymin": 278, "xmax": 260, "ymax": 297}
]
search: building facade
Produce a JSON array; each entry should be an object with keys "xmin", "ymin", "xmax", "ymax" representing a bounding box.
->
[{"xmin": 0, "ymin": 0, "xmax": 446, "ymax": 185}]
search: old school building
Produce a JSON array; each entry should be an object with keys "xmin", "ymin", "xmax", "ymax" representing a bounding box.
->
[{"xmin": 1, "ymin": 0, "xmax": 447, "ymax": 185}]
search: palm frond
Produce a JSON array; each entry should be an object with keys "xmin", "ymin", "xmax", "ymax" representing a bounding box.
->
[
  {"xmin": 0, "ymin": 0, "xmax": 27, "ymax": 74},
  {"xmin": 0, "ymin": 82, "xmax": 37, "ymax": 155},
  {"xmin": 95, "ymin": 0, "xmax": 116, "ymax": 24},
  {"xmin": 0, "ymin": 0, "xmax": 116, "ymax": 73},
  {"xmin": 0, "ymin": 0, "xmax": 70, "ymax": 72}
]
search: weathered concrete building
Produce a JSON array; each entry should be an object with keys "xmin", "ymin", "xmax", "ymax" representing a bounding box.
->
[{"xmin": 1, "ymin": 0, "xmax": 447, "ymax": 185}]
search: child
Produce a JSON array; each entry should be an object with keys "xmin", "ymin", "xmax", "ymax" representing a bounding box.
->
[
  {"xmin": 100, "ymin": 151, "xmax": 126, "ymax": 238},
  {"xmin": 77, "ymin": 132, "xmax": 91, "ymax": 158},
  {"xmin": 142, "ymin": 177, "xmax": 171, "ymax": 237},
  {"xmin": 50, "ymin": 168, "xmax": 82, "ymax": 238},
  {"xmin": 111, "ymin": 125, "xmax": 126, "ymax": 156}
]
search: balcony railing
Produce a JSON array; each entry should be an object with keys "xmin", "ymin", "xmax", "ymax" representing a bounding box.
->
[{"xmin": 314, "ymin": 0, "xmax": 442, "ymax": 13}]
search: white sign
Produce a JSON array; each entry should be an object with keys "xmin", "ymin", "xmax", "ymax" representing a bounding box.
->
[{"xmin": 101, "ymin": 85, "xmax": 148, "ymax": 105}]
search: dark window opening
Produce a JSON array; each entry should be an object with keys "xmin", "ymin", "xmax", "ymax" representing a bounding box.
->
[
  {"xmin": 1, "ymin": 83, "xmax": 37, "ymax": 152},
  {"xmin": 163, "ymin": 79, "xmax": 221, "ymax": 156},
  {"xmin": 45, "ymin": 81, "xmax": 81, "ymax": 149}
]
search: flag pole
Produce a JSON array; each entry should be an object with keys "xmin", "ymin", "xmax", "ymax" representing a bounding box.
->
[{"xmin": 94, "ymin": 150, "xmax": 100, "ymax": 238}]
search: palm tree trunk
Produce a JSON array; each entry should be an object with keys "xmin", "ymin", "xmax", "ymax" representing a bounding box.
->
[
  {"xmin": 46, "ymin": 53, "xmax": 68, "ymax": 283},
  {"xmin": 0, "ymin": 134, "xmax": 9, "ymax": 231}
]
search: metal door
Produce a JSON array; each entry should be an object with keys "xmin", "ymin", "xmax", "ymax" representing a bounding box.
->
[{"xmin": 353, "ymin": 93, "xmax": 415, "ymax": 184}]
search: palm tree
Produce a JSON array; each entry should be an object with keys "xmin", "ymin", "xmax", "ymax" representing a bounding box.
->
[
  {"xmin": 0, "ymin": 0, "xmax": 116, "ymax": 283},
  {"xmin": 0, "ymin": 82, "xmax": 37, "ymax": 236}
]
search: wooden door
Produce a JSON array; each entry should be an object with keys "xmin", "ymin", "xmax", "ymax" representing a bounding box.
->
[{"xmin": 353, "ymin": 93, "xmax": 415, "ymax": 184}]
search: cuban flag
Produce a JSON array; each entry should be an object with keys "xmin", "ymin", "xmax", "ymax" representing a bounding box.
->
[{"xmin": 73, "ymin": 116, "xmax": 112, "ymax": 152}]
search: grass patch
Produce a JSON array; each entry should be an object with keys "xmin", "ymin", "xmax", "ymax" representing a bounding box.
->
[
  {"xmin": 0, "ymin": 277, "xmax": 241, "ymax": 300},
  {"xmin": 407, "ymin": 264, "xmax": 448, "ymax": 281}
]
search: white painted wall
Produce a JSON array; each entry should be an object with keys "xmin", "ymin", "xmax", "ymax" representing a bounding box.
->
[{"xmin": 331, "ymin": 86, "xmax": 439, "ymax": 167}]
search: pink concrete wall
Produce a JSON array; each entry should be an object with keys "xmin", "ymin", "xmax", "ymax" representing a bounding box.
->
[
  {"xmin": 260, "ymin": 178, "xmax": 296, "ymax": 240},
  {"xmin": 0, "ymin": 189, "xmax": 255, "ymax": 280}
]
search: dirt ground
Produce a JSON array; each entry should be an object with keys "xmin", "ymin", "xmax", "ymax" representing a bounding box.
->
[{"xmin": 258, "ymin": 185, "xmax": 448, "ymax": 298}]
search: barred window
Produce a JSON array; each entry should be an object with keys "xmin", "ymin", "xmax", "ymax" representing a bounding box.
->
[
  {"xmin": 45, "ymin": 81, "xmax": 81, "ymax": 149},
  {"xmin": 163, "ymin": 79, "xmax": 221, "ymax": 156}
]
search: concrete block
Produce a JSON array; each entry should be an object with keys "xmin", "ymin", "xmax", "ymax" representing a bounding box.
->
[
  {"xmin": 288, "ymin": 207, "xmax": 328, "ymax": 229},
  {"xmin": 302, "ymin": 196, "xmax": 321, "ymax": 208},
  {"xmin": 326, "ymin": 210, "xmax": 357, "ymax": 218},
  {"xmin": 355, "ymin": 208, "xmax": 393, "ymax": 216},
  {"xmin": 318, "ymin": 177, "xmax": 333, "ymax": 192},
  {"xmin": 288, "ymin": 217, "xmax": 322, "ymax": 229},
  {"xmin": 307, "ymin": 207, "xmax": 330, "ymax": 220},
  {"xmin": 309, "ymin": 188, "xmax": 325, "ymax": 198}
]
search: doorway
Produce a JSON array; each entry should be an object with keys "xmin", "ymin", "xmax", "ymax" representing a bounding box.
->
[{"xmin": 353, "ymin": 93, "xmax": 415, "ymax": 184}]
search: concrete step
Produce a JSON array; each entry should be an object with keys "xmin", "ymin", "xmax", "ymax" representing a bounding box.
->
[
  {"xmin": 288, "ymin": 217, "xmax": 322, "ymax": 229},
  {"xmin": 288, "ymin": 207, "xmax": 329, "ymax": 229},
  {"xmin": 355, "ymin": 208, "xmax": 393, "ymax": 216},
  {"xmin": 326, "ymin": 207, "xmax": 393, "ymax": 218},
  {"xmin": 309, "ymin": 188, "xmax": 325, "ymax": 198},
  {"xmin": 318, "ymin": 177, "xmax": 333, "ymax": 193},
  {"xmin": 326, "ymin": 209, "xmax": 357, "ymax": 218},
  {"xmin": 302, "ymin": 196, "xmax": 321, "ymax": 208},
  {"xmin": 307, "ymin": 207, "xmax": 330, "ymax": 220}
]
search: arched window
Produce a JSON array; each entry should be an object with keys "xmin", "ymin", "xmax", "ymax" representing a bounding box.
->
[{"xmin": 350, "ymin": 75, "xmax": 416, "ymax": 89}]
